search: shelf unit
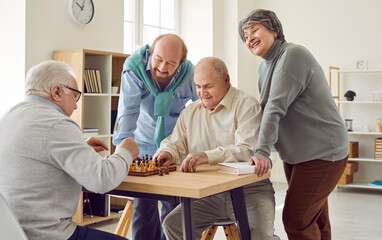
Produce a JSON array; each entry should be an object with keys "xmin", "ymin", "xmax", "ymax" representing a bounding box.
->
[
  {"xmin": 329, "ymin": 66, "xmax": 382, "ymax": 190},
  {"xmin": 53, "ymin": 49, "xmax": 130, "ymax": 225}
]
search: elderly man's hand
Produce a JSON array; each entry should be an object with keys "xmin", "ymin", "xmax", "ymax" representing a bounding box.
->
[
  {"xmin": 86, "ymin": 137, "xmax": 109, "ymax": 153},
  {"xmin": 248, "ymin": 155, "xmax": 271, "ymax": 177},
  {"xmin": 153, "ymin": 151, "xmax": 174, "ymax": 166},
  {"xmin": 119, "ymin": 137, "xmax": 139, "ymax": 159},
  {"xmin": 180, "ymin": 152, "xmax": 208, "ymax": 173}
]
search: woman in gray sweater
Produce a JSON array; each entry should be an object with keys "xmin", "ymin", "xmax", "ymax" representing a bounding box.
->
[{"xmin": 239, "ymin": 9, "xmax": 349, "ymax": 240}]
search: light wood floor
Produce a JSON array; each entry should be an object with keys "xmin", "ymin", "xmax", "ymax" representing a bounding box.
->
[{"xmin": 90, "ymin": 182, "xmax": 382, "ymax": 240}]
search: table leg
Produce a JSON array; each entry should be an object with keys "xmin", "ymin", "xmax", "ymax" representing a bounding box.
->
[
  {"xmin": 181, "ymin": 197, "xmax": 195, "ymax": 240},
  {"xmin": 230, "ymin": 187, "xmax": 251, "ymax": 240}
]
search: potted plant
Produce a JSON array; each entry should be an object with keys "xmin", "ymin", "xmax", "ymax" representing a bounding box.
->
[{"xmin": 112, "ymin": 79, "xmax": 119, "ymax": 94}]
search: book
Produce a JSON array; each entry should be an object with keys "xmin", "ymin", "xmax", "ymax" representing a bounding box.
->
[
  {"xmin": 84, "ymin": 69, "xmax": 91, "ymax": 93},
  {"xmin": 111, "ymin": 110, "xmax": 118, "ymax": 133},
  {"xmin": 83, "ymin": 128, "xmax": 99, "ymax": 137},
  {"xmin": 95, "ymin": 69, "xmax": 102, "ymax": 93},
  {"xmin": 218, "ymin": 162, "xmax": 256, "ymax": 175},
  {"xmin": 90, "ymin": 69, "xmax": 99, "ymax": 93},
  {"xmin": 368, "ymin": 180, "xmax": 382, "ymax": 186}
]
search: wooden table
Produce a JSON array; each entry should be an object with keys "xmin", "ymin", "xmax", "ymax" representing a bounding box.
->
[{"xmin": 108, "ymin": 165, "xmax": 270, "ymax": 240}]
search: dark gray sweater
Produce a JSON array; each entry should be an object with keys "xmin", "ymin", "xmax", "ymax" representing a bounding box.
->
[{"xmin": 255, "ymin": 39, "xmax": 349, "ymax": 164}]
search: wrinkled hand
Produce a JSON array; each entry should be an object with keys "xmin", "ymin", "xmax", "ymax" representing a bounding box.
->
[
  {"xmin": 119, "ymin": 137, "xmax": 139, "ymax": 159},
  {"xmin": 86, "ymin": 137, "xmax": 109, "ymax": 153},
  {"xmin": 180, "ymin": 152, "xmax": 208, "ymax": 172},
  {"xmin": 248, "ymin": 155, "xmax": 271, "ymax": 177},
  {"xmin": 153, "ymin": 151, "xmax": 174, "ymax": 166}
]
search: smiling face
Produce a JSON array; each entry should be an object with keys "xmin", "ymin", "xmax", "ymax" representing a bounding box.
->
[
  {"xmin": 243, "ymin": 23, "xmax": 277, "ymax": 57},
  {"xmin": 194, "ymin": 59, "xmax": 230, "ymax": 111},
  {"xmin": 150, "ymin": 36, "xmax": 183, "ymax": 88}
]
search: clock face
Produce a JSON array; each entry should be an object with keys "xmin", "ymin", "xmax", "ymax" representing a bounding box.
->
[
  {"xmin": 69, "ymin": 0, "xmax": 95, "ymax": 25},
  {"xmin": 356, "ymin": 60, "xmax": 367, "ymax": 70}
]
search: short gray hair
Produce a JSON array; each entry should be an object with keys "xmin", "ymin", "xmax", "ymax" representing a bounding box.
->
[
  {"xmin": 238, "ymin": 9, "xmax": 285, "ymax": 43},
  {"xmin": 25, "ymin": 60, "xmax": 76, "ymax": 97}
]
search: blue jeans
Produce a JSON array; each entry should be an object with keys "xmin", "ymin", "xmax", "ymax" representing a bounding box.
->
[
  {"xmin": 132, "ymin": 198, "xmax": 179, "ymax": 240},
  {"xmin": 68, "ymin": 226, "xmax": 127, "ymax": 240}
]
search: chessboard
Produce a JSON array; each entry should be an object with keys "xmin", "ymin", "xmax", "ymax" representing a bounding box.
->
[{"xmin": 128, "ymin": 154, "xmax": 177, "ymax": 176}]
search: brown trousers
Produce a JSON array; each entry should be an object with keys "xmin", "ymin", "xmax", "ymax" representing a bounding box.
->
[{"xmin": 282, "ymin": 157, "xmax": 348, "ymax": 240}]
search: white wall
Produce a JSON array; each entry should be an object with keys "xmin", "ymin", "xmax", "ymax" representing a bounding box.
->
[
  {"xmin": 0, "ymin": 0, "xmax": 26, "ymax": 117},
  {"xmin": 25, "ymin": 0, "xmax": 124, "ymax": 72},
  {"xmin": 179, "ymin": 0, "xmax": 213, "ymax": 64},
  {"xmin": 0, "ymin": 0, "xmax": 124, "ymax": 118},
  {"xmin": 254, "ymin": 0, "xmax": 382, "ymax": 73},
  {"xmin": 180, "ymin": 0, "xmax": 260, "ymax": 98}
]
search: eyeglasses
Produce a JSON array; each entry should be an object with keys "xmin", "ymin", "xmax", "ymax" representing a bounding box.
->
[{"xmin": 60, "ymin": 84, "xmax": 82, "ymax": 102}]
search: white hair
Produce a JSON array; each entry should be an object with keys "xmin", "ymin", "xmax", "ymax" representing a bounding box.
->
[{"xmin": 25, "ymin": 60, "xmax": 77, "ymax": 97}]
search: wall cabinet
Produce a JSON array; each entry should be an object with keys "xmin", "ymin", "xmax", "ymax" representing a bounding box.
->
[
  {"xmin": 53, "ymin": 49, "xmax": 129, "ymax": 225},
  {"xmin": 329, "ymin": 66, "xmax": 382, "ymax": 190}
]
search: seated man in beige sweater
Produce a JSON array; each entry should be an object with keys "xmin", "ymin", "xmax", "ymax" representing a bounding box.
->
[{"xmin": 154, "ymin": 57, "xmax": 280, "ymax": 240}]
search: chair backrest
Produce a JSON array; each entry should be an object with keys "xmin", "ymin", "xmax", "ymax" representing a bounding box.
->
[{"xmin": 0, "ymin": 192, "xmax": 28, "ymax": 240}]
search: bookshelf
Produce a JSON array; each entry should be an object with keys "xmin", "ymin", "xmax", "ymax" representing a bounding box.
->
[
  {"xmin": 329, "ymin": 66, "xmax": 382, "ymax": 190},
  {"xmin": 53, "ymin": 49, "xmax": 129, "ymax": 225}
]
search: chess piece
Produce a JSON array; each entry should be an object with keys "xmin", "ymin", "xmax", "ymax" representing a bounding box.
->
[
  {"xmin": 158, "ymin": 168, "xmax": 164, "ymax": 176},
  {"xmin": 140, "ymin": 161, "xmax": 144, "ymax": 171},
  {"xmin": 155, "ymin": 159, "xmax": 158, "ymax": 168},
  {"xmin": 130, "ymin": 160, "xmax": 136, "ymax": 171},
  {"xmin": 144, "ymin": 160, "xmax": 149, "ymax": 171}
]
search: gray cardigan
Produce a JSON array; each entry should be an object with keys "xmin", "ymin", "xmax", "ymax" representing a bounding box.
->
[
  {"xmin": 0, "ymin": 96, "xmax": 133, "ymax": 240},
  {"xmin": 255, "ymin": 39, "xmax": 349, "ymax": 164}
]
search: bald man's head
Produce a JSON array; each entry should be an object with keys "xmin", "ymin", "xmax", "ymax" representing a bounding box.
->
[
  {"xmin": 150, "ymin": 34, "xmax": 188, "ymax": 64},
  {"xmin": 149, "ymin": 34, "xmax": 189, "ymax": 85},
  {"xmin": 195, "ymin": 57, "xmax": 229, "ymax": 82},
  {"xmin": 194, "ymin": 57, "xmax": 230, "ymax": 110}
]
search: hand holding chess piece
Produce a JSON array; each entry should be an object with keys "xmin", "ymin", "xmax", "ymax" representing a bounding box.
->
[{"xmin": 153, "ymin": 150, "xmax": 174, "ymax": 167}]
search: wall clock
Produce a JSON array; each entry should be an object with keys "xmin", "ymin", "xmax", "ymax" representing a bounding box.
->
[
  {"xmin": 68, "ymin": 0, "xmax": 95, "ymax": 25},
  {"xmin": 356, "ymin": 60, "xmax": 368, "ymax": 70}
]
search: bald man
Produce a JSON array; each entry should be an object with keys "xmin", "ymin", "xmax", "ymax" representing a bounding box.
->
[
  {"xmin": 155, "ymin": 57, "xmax": 279, "ymax": 240},
  {"xmin": 113, "ymin": 34, "xmax": 198, "ymax": 240}
]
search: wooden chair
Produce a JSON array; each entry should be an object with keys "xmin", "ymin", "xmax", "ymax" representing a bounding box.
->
[
  {"xmin": 201, "ymin": 221, "xmax": 240, "ymax": 240},
  {"xmin": 114, "ymin": 199, "xmax": 134, "ymax": 237}
]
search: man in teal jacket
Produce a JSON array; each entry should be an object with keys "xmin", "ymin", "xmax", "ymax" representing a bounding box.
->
[{"xmin": 113, "ymin": 34, "xmax": 198, "ymax": 240}]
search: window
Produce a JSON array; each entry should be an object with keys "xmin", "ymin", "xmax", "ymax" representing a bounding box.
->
[{"xmin": 124, "ymin": 0, "xmax": 179, "ymax": 54}]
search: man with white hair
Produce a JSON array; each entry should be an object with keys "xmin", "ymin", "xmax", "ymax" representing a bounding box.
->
[{"xmin": 0, "ymin": 60, "xmax": 139, "ymax": 240}]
